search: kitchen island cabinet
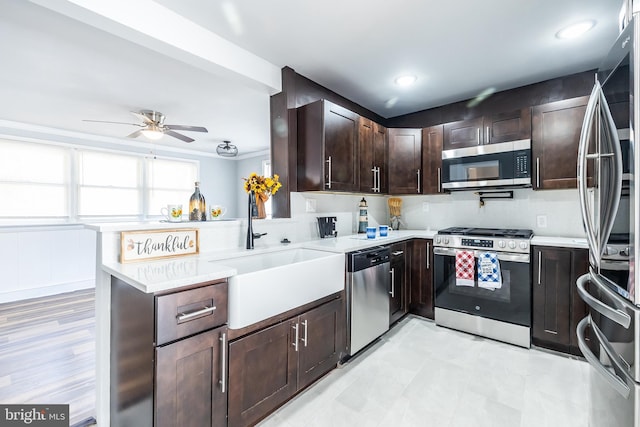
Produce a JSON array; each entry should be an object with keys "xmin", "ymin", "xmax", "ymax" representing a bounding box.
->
[
  {"xmin": 228, "ymin": 296, "xmax": 344, "ymax": 427},
  {"xmin": 532, "ymin": 246, "xmax": 590, "ymax": 355},
  {"xmin": 110, "ymin": 276, "xmax": 228, "ymax": 427}
]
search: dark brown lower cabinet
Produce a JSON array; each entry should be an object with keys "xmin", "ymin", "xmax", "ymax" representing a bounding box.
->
[
  {"xmin": 409, "ymin": 239, "xmax": 434, "ymax": 319},
  {"xmin": 228, "ymin": 297, "xmax": 344, "ymax": 427},
  {"xmin": 532, "ymin": 246, "xmax": 589, "ymax": 355},
  {"xmin": 389, "ymin": 242, "xmax": 408, "ymax": 325},
  {"xmin": 155, "ymin": 326, "xmax": 228, "ymax": 427}
]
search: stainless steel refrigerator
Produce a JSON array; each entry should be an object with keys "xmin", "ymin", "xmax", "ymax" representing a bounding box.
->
[{"xmin": 577, "ymin": 10, "xmax": 640, "ymax": 427}]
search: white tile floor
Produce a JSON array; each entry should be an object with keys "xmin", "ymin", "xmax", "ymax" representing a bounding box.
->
[{"xmin": 258, "ymin": 316, "xmax": 589, "ymax": 427}]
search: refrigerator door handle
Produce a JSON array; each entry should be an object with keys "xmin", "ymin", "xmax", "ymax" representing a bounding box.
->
[
  {"xmin": 578, "ymin": 80, "xmax": 601, "ymax": 263},
  {"xmin": 576, "ymin": 317, "xmax": 631, "ymax": 399},
  {"xmin": 576, "ymin": 272, "xmax": 632, "ymax": 328}
]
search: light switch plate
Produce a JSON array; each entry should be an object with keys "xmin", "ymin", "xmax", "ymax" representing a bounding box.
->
[
  {"xmin": 536, "ymin": 215, "xmax": 548, "ymax": 228},
  {"xmin": 305, "ymin": 199, "xmax": 317, "ymax": 213}
]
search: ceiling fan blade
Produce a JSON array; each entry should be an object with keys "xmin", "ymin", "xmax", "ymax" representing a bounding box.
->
[
  {"xmin": 127, "ymin": 130, "xmax": 142, "ymax": 138},
  {"xmin": 131, "ymin": 111, "xmax": 154, "ymax": 124},
  {"xmin": 164, "ymin": 125, "xmax": 208, "ymax": 133},
  {"xmin": 83, "ymin": 119, "xmax": 143, "ymax": 126},
  {"xmin": 165, "ymin": 130, "xmax": 194, "ymax": 143}
]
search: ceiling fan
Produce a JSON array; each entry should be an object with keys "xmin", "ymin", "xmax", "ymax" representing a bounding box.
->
[{"xmin": 83, "ymin": 110, "xmax": 208, "ymax": 142}]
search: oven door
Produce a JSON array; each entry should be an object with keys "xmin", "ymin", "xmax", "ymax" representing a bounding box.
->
[{"xmin": 434, "ymin": 247, "xmax": 531, "ymax": 327}]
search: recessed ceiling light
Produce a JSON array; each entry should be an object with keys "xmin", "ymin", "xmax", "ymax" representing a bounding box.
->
[
  {"xmin": 556, "ymin": 20, "xmax": 596, "ymax": 39},
  {"xmin": 394, "ymin": 75, "xmax": 417, "ymax": 86}
]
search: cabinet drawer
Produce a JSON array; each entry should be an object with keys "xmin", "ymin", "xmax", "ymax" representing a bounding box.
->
[{"xmin": 156, "ymin": 281, "xmax": 228, "ymax": 345}]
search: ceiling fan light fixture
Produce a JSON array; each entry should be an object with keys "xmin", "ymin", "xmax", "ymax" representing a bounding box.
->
[
  {"xmin": 216, "ymin": 141, "xmax": 238, "ymax": 157},
  {"xmin": 140, "ymin": 124, "xmax": 164, "ymax": 140}
]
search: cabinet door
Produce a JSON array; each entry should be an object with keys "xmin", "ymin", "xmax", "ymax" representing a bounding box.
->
[
  {"xmin": 389, "ymin": 242, "xmax": 407, "ymax": 325},
  {"xmin": 569, "ymin": 249, "xmax": 593, "ymax": 356},
  {"xmin": 359, "ymin": 117, "xmax": 375, "ymax": 193},
  {"xmin": 388, "ymin": 128, "xmax": 422, "ymax": 194},
  {"xmin": 324, "ymin": 101, "xmax": 359, "ymax": 192},
  {"xmin": 155, "ymin": 326, "xmax": 227, "ymax": 427},
  {"xmin": 422, "ymin": 125, "xmax": 443, "ymax": 195},
  {"xmin": 484, "ymin": 108, "xmax": 531, "ymax": 144},
  {"xmin": 532, "ymin": 96, "xmax": 589, "ymax": 190},
  {"xmin": 228, "ymin": 321, "xmax": 297, "ymax": 427},
  {"xmin": 409, "ymin": 239, "xmax": 434, "ymax": 319},
  {"xmin": 373, "ymin": 123, "xmax": 388, "ymax": 193},
  {"xmin": 443, "ymin": 117, "xmax": 483, "ymax": 150},
  {"xmin": 532, "ymin": 248, "xmax": 572, "ymax": 349},
  {"xmin": 297, "ymin": 298, "xmax": 345, "ymax": 390}
]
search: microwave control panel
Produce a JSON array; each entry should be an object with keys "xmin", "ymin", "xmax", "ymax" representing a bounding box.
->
[
  {"xmin": 461, "ymin": 238, "xmax": 494, "ymax": 248},
  {"xmin": 514, "ymin": 150, "xmax": 530, "ymax": 178}
]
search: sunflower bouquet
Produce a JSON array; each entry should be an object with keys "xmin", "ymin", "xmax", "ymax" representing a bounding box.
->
[{"xmin": 243, "ymin": 172, "xmax": 282, "ymax": 201}]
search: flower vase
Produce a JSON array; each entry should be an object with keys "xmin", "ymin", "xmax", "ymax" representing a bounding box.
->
[{"xmin": 255, "ymin": 194, "xmax": 268, "ymax": 219}]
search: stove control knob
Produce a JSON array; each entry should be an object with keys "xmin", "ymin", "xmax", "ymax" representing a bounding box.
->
[
  {"xmin": 498, "ymin": 240, "xmax": 506, "ymax": 248},
  {"xmin": 620, "ymin": 247, "xmax": 630, "ymax": 257},
  {"xmin": 519, "ymin": 241, "xmax": 528, "ymax": 250},
  {"xmin": 605, "ymin": 246, "xmax": 618, "ymax": 256},
  {"xmin": 444, "ymin": 237, "xmax": 450, "ymax": 245},
  {"xmin": 508, "ymin": 241, "xmax": 516, "ymax": 249}
]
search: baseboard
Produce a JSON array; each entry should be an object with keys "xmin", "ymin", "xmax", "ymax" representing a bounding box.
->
[{"xmin": 0, "ymin": 280, "xmax": 95, "ymax": 303}]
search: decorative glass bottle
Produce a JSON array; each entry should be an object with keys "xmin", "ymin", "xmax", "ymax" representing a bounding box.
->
[{"xmin": 189, "ymin": 181, "xmax": 207, "ymax": 221}]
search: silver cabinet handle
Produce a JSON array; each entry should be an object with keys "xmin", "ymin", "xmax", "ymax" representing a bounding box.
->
[
  {"xmin": 486, "ymin": 126, "xmax": 490, "ymax": 144},
  {"xmin": 392, "ymin": 250, "xmax": 404, "ymax": 256},
  {"xmin": 292, "ymin": 322, "xmax": 299, "ymax": 352},
  {"xmin": 477, "ymin": 128, "xmax": 481, "ymax": 145},
  {"xmin": 417, "ymin": 169, "xmax": 421, "ymax": 193},
  {"xmin": 537, "ymin": 251, "xmax": 542, "ymax": 285},
  {"xmin": 536, "ymin": 157, "xmax": 540, "ymax": 188},
  {"xmin": 371, "ymin": 167, "xmax": 377, "ymax": 192},
  {"xmin": 426, "ymin": 242, "xmax": 430, "ymax": 269},
  {"xmin": 325, "ymin": 156, "xmax": 332, "ymax": 189},
  {"xmin": 576, "ymin": 317, "xmax": 630, "ymax": 399},
  {"xmin": 437, "ymin": 167, "xmax": 441, "ymax": 193},
  {"xmin": 377, "ymin": 167, "xmax": 381, "ymax": 192},
  {"xmin": 389, "ymin": 268, "xmax": 395, "ymax": 297},
  {"xmin": 176, "ymin": 305, "xmax": 216, "ymax": 322},
  {"xmin": 301, "ymin": 319, "xmax": 308, "ymax": 347},
  {"xmin": 219, "ymin": 332, "xmax": 227, "ymax": 393}
]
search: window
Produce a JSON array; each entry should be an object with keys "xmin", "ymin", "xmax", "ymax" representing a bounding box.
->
[
  {"xmin": 0, "ymin": 138, "xmax": 199, "ymax": 222},
  {"xmin": 0, "ymin": 139, "xmax": 69, "ymax": 218},
  {"xmin": 147, "ymin": 158, "xmax": 198, "ymax": 215}
]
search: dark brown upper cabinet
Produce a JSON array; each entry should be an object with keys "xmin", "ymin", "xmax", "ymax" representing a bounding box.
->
[
  {"xmin": 359, "ymin": 118, "xmax": 388, "ymax": 193},
  {"xmin": 388, "ymin": 128, "xmax": 422, "ymax": 194},
  {"xmin": 421, "ymin": 125, "xmax": 444, "ymax": 195},
  {"xmin": 532, "ymin": 96, "xmax": 589, "ymax": 190},
  {"xmin": 297, "ymin": 100, "xmax": 359, "ymax": 192},
  {"xmin": 443, "ymin": 108, "xmax": 531, "ymax": 150}
]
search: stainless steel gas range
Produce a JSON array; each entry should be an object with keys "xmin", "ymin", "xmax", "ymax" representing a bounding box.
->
[{"xmin": 433, "ymin": 227, "xmax": 533, "ymax": 348}]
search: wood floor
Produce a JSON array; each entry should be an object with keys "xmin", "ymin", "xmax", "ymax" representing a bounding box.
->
[{"xmin": 0, "ymin": 288, "xmax": 96, "ymax": 426}]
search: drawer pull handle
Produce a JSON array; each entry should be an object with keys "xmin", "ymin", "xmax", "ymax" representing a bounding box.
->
[{"xmin": 176, "ymin": 305, "xmax": 216, "ymax": 322}]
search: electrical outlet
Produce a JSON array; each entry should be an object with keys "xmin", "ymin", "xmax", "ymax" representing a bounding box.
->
[
  {"xmin": 536, "ymin": 215, "xmax": 548, "ymax": 228},
  {"xmin": 422, "ymin": 202, "xmax": 429, "ymax": 212},
  {"xmin": 305, "ymin": 199, "xmax": 316, "ymax": 213}
]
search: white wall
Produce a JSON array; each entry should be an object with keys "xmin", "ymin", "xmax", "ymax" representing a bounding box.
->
[{"xmin": 200, "ymin": 156, "xmax": 239, "ymax": 218}]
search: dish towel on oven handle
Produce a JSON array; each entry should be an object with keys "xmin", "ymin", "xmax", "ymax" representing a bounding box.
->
[
  {"xmin": 477, "ymin": 251, "xmax": 502, "ymax": 290},
  {"xmin": 455, "ymin": 250, "xmax": 475, "ymax": 287}
]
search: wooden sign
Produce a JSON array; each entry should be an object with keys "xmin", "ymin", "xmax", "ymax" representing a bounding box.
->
[{"xmin": 120, "ymin": 229, "xmax": 199, "ymax": 263}]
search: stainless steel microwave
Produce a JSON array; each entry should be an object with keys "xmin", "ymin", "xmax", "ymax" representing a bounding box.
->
[{"xmin": 441, "ymin": 140, "xmax": 532, "ymax": 190}]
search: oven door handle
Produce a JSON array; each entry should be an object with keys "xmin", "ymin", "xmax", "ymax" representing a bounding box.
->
[{"xmin": 433, "ymin": 247, "xmax": 529, "ymax": 263}]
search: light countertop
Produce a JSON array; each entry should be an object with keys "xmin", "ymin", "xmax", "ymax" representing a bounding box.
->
[{"xmin": 531, "ymin": 235, "xmax": 588, "ymax": 249}]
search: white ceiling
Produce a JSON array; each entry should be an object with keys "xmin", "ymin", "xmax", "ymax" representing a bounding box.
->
[{"xmin": 0, "ymin": 0, "xmax": 623, "ymax": 156}]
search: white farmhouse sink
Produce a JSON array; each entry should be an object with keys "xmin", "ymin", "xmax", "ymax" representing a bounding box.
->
[{"xmin": 215, "ymin": 248, "xmax": 345, "ymax": 329}]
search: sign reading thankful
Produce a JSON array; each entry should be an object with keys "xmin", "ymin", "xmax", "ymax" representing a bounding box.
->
[{"xmin": 120, "ymin": 229, "xmax": 199, "ymax": 263}]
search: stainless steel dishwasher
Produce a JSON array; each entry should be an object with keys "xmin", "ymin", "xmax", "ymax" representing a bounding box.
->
[{"xmin": 346, "ymin": 246, "xmax": 390, "ymax": 356}]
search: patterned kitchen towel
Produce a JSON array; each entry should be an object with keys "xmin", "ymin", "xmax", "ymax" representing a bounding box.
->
[
  {"xmin": 477, "ymin": 251, "xmax": 502, "ymax": 290},
  {"xmin": 455, "ymin": 250, "xmax": 475, "ymax": 287}
]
